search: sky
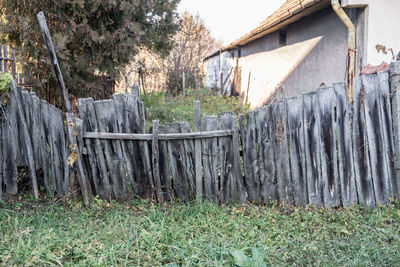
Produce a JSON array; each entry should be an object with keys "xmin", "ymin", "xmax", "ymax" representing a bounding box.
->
[{"xmin": 178, "ymin": 0, "xmax": 286, "ymax": 46}]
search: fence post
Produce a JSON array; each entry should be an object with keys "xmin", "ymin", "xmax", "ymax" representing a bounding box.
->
[
  {"xmin": 390, "ymin": 61, "xmax": 400, "ymax": 198},
  {"xmin": 131, "ymin": 84, "xmax": 139, "ymax": 97},
  {"xmin": 194, "ymin": 101, "xmax": 202, "ymax": 202},
  {"xmin": 3, "ymin": 45, "xmax": 8, "ymax": 73},
  {"xmin": 182, "ymin": 72, "xmax": 186, "ymax": 97},
  {"xmin": 11, "ymin": 49, "xmax": 16, "ymax": 79},
  {"xmin": 152, "ymin": 120, "xmax": 163, "ymax": 203},
  {"xmin": 0, "ymin": 44, "xmax": 3, "ymax": 72}
]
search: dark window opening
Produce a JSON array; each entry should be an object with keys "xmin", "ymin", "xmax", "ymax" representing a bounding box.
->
[
  {"xmin": 279, "ymin": 30, "xmax": 287, "ymax": 46},
  {"xmin": 238, "ymin": 49, "xmax": 241, "ymax": 58},
  {"xmin": 231, "ymin": 52, "xmax": 235, "ymax": 58}
]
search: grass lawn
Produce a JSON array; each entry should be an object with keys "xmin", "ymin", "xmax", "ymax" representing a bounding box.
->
[
  {"xmin": 141, "ymin": 88, "xmax": 249, "ymax": 130},
  {"xmin": 1, "ymin": 198, "xmax": 400, "ymax": 266}
]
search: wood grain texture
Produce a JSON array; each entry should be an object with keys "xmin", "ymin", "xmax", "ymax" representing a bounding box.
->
[
  {"xmin": 317, "ymin": 87, "xmax": 340, "ymax": 208},
  {"xmin": 272, "ymin": 102, "xmax": 293, "ymax": 205},
  {"xmin": 334, "ymin": 82, "xmax": 357, "ymax": 207},
  {"xmin": 362, "ymin": 74, "xmax": 390, "ymax": 205},
  {"xmin": 353, "ymin": 78, "xmax": 375, "ymax": 207},
  {"xmin": 201, "ymin": 116, "xmax": 218, "ymax": 203},
  {"xmin": 303, "ymin": 93, "xmax": 323, "ymax": 207},
  {"xmin": 287, "ymin": 96, "xmax": 307, "ymax": 206}
]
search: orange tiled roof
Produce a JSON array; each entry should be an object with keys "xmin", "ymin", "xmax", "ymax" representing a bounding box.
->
[{"xmin": 224, "ymin": 0, "xmax": 330, "ymax": 50}]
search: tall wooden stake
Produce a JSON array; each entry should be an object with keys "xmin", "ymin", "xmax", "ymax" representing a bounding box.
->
[
  {"xmin": 37, "ymin": 11, "xmax": 71, "ymax": 112},
  {"xmin": 194, "ymin": 101, "xmax": 202, "ymax": 201},
  {"xmin": 182, "ymin": 72, "xmax": 186, "ymax": 97}
]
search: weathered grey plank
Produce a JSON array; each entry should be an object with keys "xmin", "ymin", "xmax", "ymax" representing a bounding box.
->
[
  {"xmin": 390, "ymin": 61, "xmax": 400, "ymax": 199},
  {"xmin": 231, "ymin": 115, "xmax": 244, "ymax": 203},
  {"xmin": 219, "ymin": 112, "xmax": 236, "ymax": 204},
  {"xmin": 353, "ymin": 78, "xmax": 375, "ymax": 207},
  {"xmin": 194, "ymin": 101, "xmax": 203, "ymax": 201},
  {"xmin": 377, "ymin": 71, "xmax": 396, "ymax": 200},
  {"xmin": 82, "ymin": 130, "xmax": 233, "ymax": 140},
  {"xmin": 159, "ymin": 125, "xmax": 172, "ymax": 201},
  {"xmin": 66, "ymin": 113, "xmax": 90, "ymax": 206},
  {"xmin": 362, "ymin": 74, "xmax": 390, "ymax": 205},
  {"xmin": 334, "ymin": 82, "xmax": 357, "ymax": 207},
  {"xmin": 48, "ymin": 104, "xmax": 69, "ymax": 196},
  {"xmin": 12, "ymin": 81, "xmax": 39, "ymax": 199},
  {"xmin": 78, "ymin": 98, "xmax": 111, "ymax": 200},
  {"xmin": 240, "ymin": 111, "xmax": 260, "ymax": 201},
  {"xmin": 303, "ymin": 93, "xmax": 323, "ymax": 207},
  {"xmin": 136, "ymin": 101, "xmax": 154, "ymax": 200},
  {"xmin": 151, "ymin": 120, "xmax": 163, "ymax": 203},
  {"xmin": 255, "ymin": 106, "xmax": 277, "ymax": 203},
  {"xmin": 317, "ymin": 87, "xmax": 340, "ymax": 208},
  {"xmin": 201, "ymin": 116, "xmax": 218, "ymax": 203},
  {"xmin": 94, "ymin": 100, "xmax": 127, "ymax": 200},
  {"xmin": 167, "ymin": 122, "xmax": 189, "ymax": 201},
  {"xmin": 272, "ymin": 102, "xmax": 293, "ymax": 204},
  {"xmin": 287, "ymin": 96, "xmax": 307, "ymax": 206},
  {"xmin": 113, "ymin": 94, "xmax": 138, "ymax": 195},
  {"xmin": 3, "ymin": 89, "xmax": 18, "ymax": 194},
  {"xmin": 180, "ymin": 121, "xmax": 195, "ymax": 198},
  {"xmin": 119, "ymin": 94, "xmax": 148, "ymax": 197}
]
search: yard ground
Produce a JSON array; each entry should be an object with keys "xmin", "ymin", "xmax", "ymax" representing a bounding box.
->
[
  {"xmin": 1, "ymin": 198, "xmax": 400, "ymax": 266},
  {"xmin": 141, "ymin": 88, "xmax": 249, "ymax": 130}
]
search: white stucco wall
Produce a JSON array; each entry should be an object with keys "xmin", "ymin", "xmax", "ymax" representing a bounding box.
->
[
  {"xmin": 204, "ymin": 51, "xmax": 235, "ymax": 94},
  {"xmin": 343, "ymin": 0, "xmax": 400, "ymax": 65}
]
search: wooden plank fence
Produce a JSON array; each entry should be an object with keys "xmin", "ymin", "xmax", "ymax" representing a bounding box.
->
[
  {"xmin": 0, "ymin": 44, "xmax": 25, "ymax": 86},
  {"xmin": 1, "ymin": 62, "xmax": 400, "ymax": 208}
]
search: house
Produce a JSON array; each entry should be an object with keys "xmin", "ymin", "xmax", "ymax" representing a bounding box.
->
[{"xmin": 204, "ymin": 0, "xmax": 400, "ymax": 108}]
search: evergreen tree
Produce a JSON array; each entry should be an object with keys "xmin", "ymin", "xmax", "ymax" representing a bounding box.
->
[{"xmin": 1, "ymin": 0, "xmax": 180, "ymax": 101}]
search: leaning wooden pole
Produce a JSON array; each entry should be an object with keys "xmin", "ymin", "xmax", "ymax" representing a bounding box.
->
[
  {"xmin": 37, "ymin": 11, "xmax": 71, "ymax": 112},
  {"xmin": 37, "ymin": 11, "xmax": 90, "ymax": 206}
]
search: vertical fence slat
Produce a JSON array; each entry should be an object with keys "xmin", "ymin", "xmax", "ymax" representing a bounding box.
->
[
  {"xmin": 303, "ymin": 93, "xmax": 323, "ymax": 207},
  {"xmin": 13, "ymin": 82, "xmax": 39, "ymax": 199},
  {"xmin": 152, "ymin": 120, "xmax": 163, "ymax": 203},
  {"xmin": 378, "ymin": 71, "xmax": 396, "ymax": 200},
  {"xmin": 287, "ymin": 96, "xmax": 307, "ymax": 206},
  {"xmin": 240, "ymin": 111, "xmax": 260, "ymax": 201},
  {"xmin": 232, "ymin": 115, "xmax": 244, "ymax": 202},
  {"xmin": 353, "ymin": 78, "xmax": 375, "ymax": 207},
  {"xmin": 94, "ymin": 100, "xmax": 127, "ymax": 200},
  {"xmin": 219, "ymin": 112, "xmax": 235, "ymax": 204},
  {"xmin": 124, "ymin": 95, "xmax": 151, "ymax": 198},
  {"xmin": 390, "ymin": 62, "xmax": 400, "ymax": 199},
  {"xmin": 317, "ymin": 87, "xmax": 340, "ymax": 207},
  {"xmin": 194, "ymin": 101, "xmax": 203, "ymax": 201},
  {"xmin": 334, "ymin": 82, "xmax": 357, "ymax": 207},
  {"xmin": 167, "ymin": 122, "xmax": 190, "ymax": 201},
  {"xmin": 113, "ymin": 94, "xmax": 137, "ymax": 195},
  {"xmin": 272, "ymin": 102, "xmax": 293, "ymax": 204},
  {"xmin": 201, "ymin": 116, "xmax": 218, "ymax": 203},
  {"xmin": 362, "ymin": 74, "xmax": 391, "ymax": 205},
  {"xmin": 78, "ymin": 98, "xmax": 111, "ymax": 200},
  {"xmin": 159, "ymin": 125, "xmax": 172, "ymax": 201},
  {"xmin": 66, "ymin": 113, "xmax": 90, "ymax": 207},
  {"xmin": 180, "ymin": 121, "xmax": 196, "ymax": 198}
]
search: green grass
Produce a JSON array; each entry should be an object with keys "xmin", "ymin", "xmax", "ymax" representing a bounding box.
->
[
  {"xmin": 1, "ymin": 198, "xmax": 400, "ymax": 266},
  {"xmin": 141, "ymin": 88, "xmax": 249, "ymax": 130}
]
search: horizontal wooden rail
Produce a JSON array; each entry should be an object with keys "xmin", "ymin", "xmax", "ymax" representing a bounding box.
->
[{"xmin": 82, "ymin": 130, "xmax": 234, "ymax": 141}]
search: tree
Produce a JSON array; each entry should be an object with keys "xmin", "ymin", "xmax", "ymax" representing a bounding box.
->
[
  {"xmin": 1, "ymin": 0, "xmax": 180, "ymax": 102},
  {"xmin": 117, "ymin": 12, "xmax": 220, "ymax": 95},
  {"xmin": 164, "ymin": 12, "xmax": 220, "ymax": 94}
]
